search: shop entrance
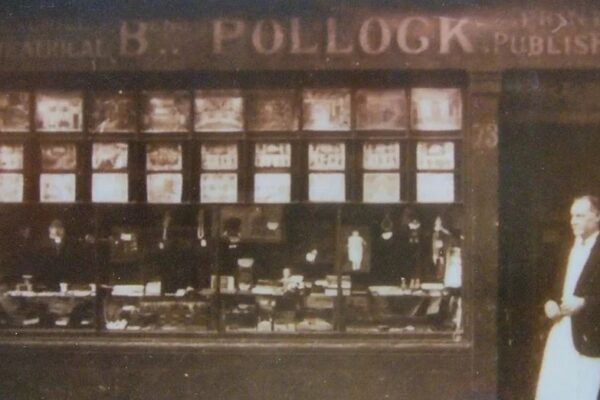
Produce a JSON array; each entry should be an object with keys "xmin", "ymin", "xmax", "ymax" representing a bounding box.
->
[{"xmin": 499, "ymin": 72, "xmax": 600, "ymax": 400}]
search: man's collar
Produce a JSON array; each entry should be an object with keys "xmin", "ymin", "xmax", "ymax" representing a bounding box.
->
[{"xmin": 576, "ymin": 231, "xmax": 600, "ymax": 247}]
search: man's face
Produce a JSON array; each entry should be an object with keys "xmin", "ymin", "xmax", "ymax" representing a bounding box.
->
[{"xmin": 570, "ymin": 199, "xmax": 600, "ymax": 239}]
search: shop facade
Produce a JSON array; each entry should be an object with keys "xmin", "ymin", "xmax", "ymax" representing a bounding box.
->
[{"xmin": 0, "ymin": 2, "xmax": 597, "ymax": 399}]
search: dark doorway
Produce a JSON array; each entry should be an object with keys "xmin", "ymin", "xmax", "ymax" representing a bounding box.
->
[{"xmin": 499, "ymin": 72, "xmax": 600, "ymax": 400}]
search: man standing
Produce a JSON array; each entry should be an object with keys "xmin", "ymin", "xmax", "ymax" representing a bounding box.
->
[{"xmin": 536, "ymin": 195, "xmax": 600, "ymax": 400}]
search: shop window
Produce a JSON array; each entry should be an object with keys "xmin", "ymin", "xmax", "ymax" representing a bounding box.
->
[
  {"xmin": 0, "ymin": 92, "xmax": 30, "ymax": 132},
  {"xmin": 39, "ymin": 143, "xmax": 77, "ymax": 202},
  {"xmin": 91, "ymin": 142, "xmax": 129, "ymax": 203},
  {"xmin": 302, "ymin": 89, "xmax": 351, "ymax": 131},
  {"xmin": 146, "ymin": 143, "xmax": 183, "ymax": 203},
  {"xmin": 308, "ymin": 142, "xmax": 346, "ymax": 202},
  {"xmin": 90, "ymin": 92, "xmax": 136, "ymax": 133},
  {"xmin": 0, "ymin": 143, "xmax": 24, "ymax": 202},
  {"xmin": 194, "ymin": 90, "xmax": 244, "ymax": 132},
  {"xmin": 253, "ymin": 142, "xmax": 291, "ymax": 203},
  {"xmin": 200, "ymin": 142, "xmax": 239, "ymax": 203},
  {"xmin": 35, "ymin": 91, "xmax": 83, "ymax": 133},
  {"xmin": 142, "ymin": 91, "xmax": 191, "ymax": 133}
]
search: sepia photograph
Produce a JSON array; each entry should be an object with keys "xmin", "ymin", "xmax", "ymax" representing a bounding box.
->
[{"xmin": 0, "ymin": 2, "xmax": 598, "ymax": 400}]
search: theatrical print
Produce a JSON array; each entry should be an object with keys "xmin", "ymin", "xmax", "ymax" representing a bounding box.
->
[
  {"xmin": 362, "ymin": 142, "xmax": 400, "ymax": 170},
  {"xmin": 40, "ymin": 173, "xmax": 76, "ymax": 202},
  {"xmin": 146, "ymin": 143, "xmax": 183, "ymax": 171},
  {"xmin": 254, "ymin": 173, "xmax": 291, "ymax": 203},
  {"xmin": 41, "ymin": 143, "xmax": 77, "ymax": 170},
  {"xmin": 142, "ymin": 91, "xmax": 191, "ymax": 132},
  {"xmin": 146, "ymin": 173, "xmax": 183, "ymax": 203},
  {"xmin": 416, "ymin": 141, "xmax": 455, "ymax": 170},
  {"xmin": 411, "ymin": 88, "xmax": 462, "ymax": 131},
  {"xmin": 35, "ymin": 91, "xmax": 83, "ymax": 132},
  {"xmin": 90, "ymin": 93, "xmax": 136, "ymax": 133},
  {"xmin": 247, "ymin": 91, "xmax": 298, "ymax": 131},
  {"xmin": 302, "ymin": 89, "xmax": 351, "ymax": 131},
  {"xmin": 254, "ymin": 142, "xmax": 291, "ymax": 168},
  {"xmin": 308, "ymin": 142, "xmax": 345, "ymax": 170},
  {"xmin": 0, "ymin": 92, "xmax": 30, "ymax": 132},
  {"xmin": 356, "ymin": 90, "xmax": 407, "ymax": 130},
  {"xmin": 92, "ymin": 173, "xmax": 128, "ymax": 203},
  {"xmin": 194, "ymin": 90, "xmax": 243, "ymax": 132},
  {"xmin": 308, "ymin": 173, "xmax": 345, "ymax": 202},
  {"xmin": 416, "ymin": 173, "xmax": 455, "ymax": 203},
  {"xmin": 200, "ymin": 173, "xmax": 237, "ymax": 203},
  {"xmin": 201, "ymin": 143, "xmax": 238, "ymax": 170},
  {"xmin": 0, "ymin": 144, "xmax": 24, "ymax": 170},
  {"xmin": 363, "ymin": 173, "xmax": 400, "ymax": 203},
  {"xmin": 0, "ymin": 173, "xmax": 23, "ymax": 202},
  {"xmin": 92, "ymin": 142, "xmax": 128, "ymax": 171}
]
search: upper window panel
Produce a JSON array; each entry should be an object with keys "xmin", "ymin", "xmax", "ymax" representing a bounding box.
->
[
  {"xmin": 247, "ymin": 91, "xmax": 298, "ymax": 131},
  {"xmin": 302, "ymin": 89, "xmax": 351, "ymax": 131},
  {"xmin": 141, "ymin": 91, "xmax": 191, "ymax": 133},
  {"xmin": 90, "ymin": 92, "xmax": 136, "ymax": 133},
  {"xmin": 356, "ymin": 90, "xmax": 407, "ymax": 130},
  {"xmin": 0, "ymin": 92, "xmax": 30, "ymax": 132},
  {"xmin": 194, "ymin": 90, "xmax": 243, "ymax": 132},
  {"xmin": 0, "ymin": 144, "xmax": 24, "ymax": 170},
  {"xmin": 35, "ymin": 91, "xmax": 83, "ymax": 132},
  {"xmin": 411, "ymin": 88, "xmax": 462, "ymax": 131}
]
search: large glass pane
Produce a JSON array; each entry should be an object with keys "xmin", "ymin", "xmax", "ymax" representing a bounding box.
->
[
  {"xmin": 200, "ymin": 173, "xmax": 237, "ymax": 203},
  {"xmin": 417, "ymin": 173, "xmax": 455, "ymax": 203},
  {"xmin": 40, "ymin": 173, "xmax": 76, "ymax": 202},
  {"xmin": 0, "ymin": 92, "xmax": 30, "ymax": 132},
  {"xmin": 411, "ymin": 88, "xmax": 462, "ymax": 131},
  {"xmin": 417, "ymin": 142, "xmax": 455, "ymax": 170},
  {"xmin": 92, "ymin": 173, "xmax": 128, "ymax": 203},
  {"xmin": 303, "ymin": 89, "xmax": 350, "ymax": 131},
  {"xmin": 255, "ymin": 143, "xmax": 291, "ymax": 168},
  {"xmin": 92, "ymin": 143, "xmax": 128, "ymax": 171},
  {"xmin": 146, "ymin": 143, "xmax": 182, "ymax": 171},
  {"xmin": 142, "ymin": 91, "xmax": 191, "ymax": 133},
  {"xmin": 194, "ymin": 90, "xmax": 243, "ymax": 132},
  {"xmin": 247, "ymin": 91, "xmax": 298, "ymax": 131},
  {"xmin": 308, "ymin": 173, "xmax": 345, "ymax": 202},
  {"xmin": 146, "ymin": 173, "xmax": 183, "ymax": 204},
  {"xmin": 308, "ymin": 142, "xmax": 345, "ymax": 171},
  {"xmin": 35, "ymin": 91, "xmax": 83, "ymax": 132},
  {"xmin": 90, "ymin": 92, "xmax": 136, "ymax": 133},
  {"xmin": 363, "ymin": 173, "xmax": 400, "ymax": 203},
  {"xmin": 363, "ymin": 142, "xmax": 400, "ymax": 170},
  {"xmin": 0, "ymin": 173, "xmax": 23, "ymax": 202},
  {"xmin": 254, "ymin": 173, "xmax": 291, "ymax": 203},
  {"xmin": 200, "ymin": 143, "xmax": 238, "ymax": 170},
  {"xmin": 356, "ymin": 90, "xmax": 407, "ymax": 130},
  {"xmin": 41, "ymin": 144, "xmax": 77, "ymax": 170},
  {"xmin": 0, "ymin": 144, "xmax": 24, "ymax": 170}
]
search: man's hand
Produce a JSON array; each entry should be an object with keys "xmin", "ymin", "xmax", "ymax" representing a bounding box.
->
[{"xmin": 560, "ymin": 296, "xmax": 585, "ymax": 316}]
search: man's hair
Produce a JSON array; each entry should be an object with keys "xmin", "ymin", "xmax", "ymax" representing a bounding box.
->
[{"xmin": 574, "ymin": 195, "xmax": 600, "ymax": 214}]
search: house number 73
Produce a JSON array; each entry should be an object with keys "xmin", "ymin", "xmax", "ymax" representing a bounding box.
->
[{"xmin": 472, "ymin": 122, "xmax": 498, "ymax": 150}]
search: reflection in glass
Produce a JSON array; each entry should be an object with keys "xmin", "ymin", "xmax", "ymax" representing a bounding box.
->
[
  {"xmin": 363, "ymin": 173, "xmax": 400, "ymax": 203},
  {"xmin": 142, "ymin": 91, "xmax": 190, "ymax": 132},
  {"xmin": 146, "ymin": 143, "xmax": 182, "ymax": 171},
  {"xmin": 35, "ymin": 92, "xmax": 83, "ymax": 132},
  {"xmin": 92, "ymin": 173, "xmax": 128, "ymax": 203},
  {"xmin": 309, "ymin": 173, "xmax": 345, "ymax": 202},
  {"xmin": 200, "ymin": 173, "xmax": 237, "ymax": 203},
  {"xmin": 362, "ymin": 143, "xmax": 400, "ymax": 170},
  {"xmin": 417, "ymin": 142, "xmax": 455, "ymax": 170},
  {"xmin": 255, "ymin": 143, "xmax": 291, "ymax": 168},
  {"xmin": 417, "ymin": 173, "xmax": 455, "ymax": 203},
  {"xmin": 91, "ymin": 93, "xmax": 136, "ymax": 133},
  {"xmin": 194, "ymin": 90, "xmax": 243, "ymax": 132},
  {"xmin": 308, "ymin": 142, "xmax": 345, "ymax": 170},
  {"xmin": 92, "ymin": 143, "xmax": 128, "ymax": 171},
  {"xmin": 303, "ymin": 90, "xmax": 351, "ymax": 131},
  {"xmin": 254, "ymin": 173, "xmax": 291, "ymax": 203},
  {"xmin": 147, "ymin": 173, "xmax": 183, "ymax": 203},
  {"xmin": 0, "ymin": 92, "xmax": 30, "ymax": 132},
  {"xmin": 41, "ymin": 144, "xmax": 77, "ymax": 170},
  {"xmin": 0, "ymin": 144, "xmax": 24, "ymax": 170},
  {"xmin": 0, "ymin": 173, "xmax": 23, "ymax": 202},
  {"xmin": 356, "ymin": 90, "xmax": 407, "ymax": 130},
  {"xmin": 411, "ymin": 88, "xmax": 462, "ymax": 131},
  {"xmin": 201, "ymin": 143, "xmax": 238, "ymax": 170},
  {"xmin": 247, "ymin": 91, "xmax": 298, "ymax": 131},
  {"xmin": 40, "ymin": 173, "xmax": 76, "ymax": 202}
]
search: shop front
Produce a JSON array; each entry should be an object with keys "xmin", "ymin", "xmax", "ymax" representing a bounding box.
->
[{"xmin": 0, "ymin": 2, "xmax": 596, "ymax": 399}]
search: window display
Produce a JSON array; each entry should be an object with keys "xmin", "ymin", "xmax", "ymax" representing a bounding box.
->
[
  {"xmin": 90, "ymin": 93, "xmax": 136, "ymax": 133},
  {"xmin": 308, "ymin": 173, "xmax": 345, "ymax": 202},
  {"xmin": 363, "ymin": 142, "xmax": 400, "ymax": 170},
  {"xmin": 142, "ymin": 91, "xmax": 191, "ymax": 132},
  {"xmin": 411, "ymin": 88, "xmax": 462, "ymax": 131},
  {"xmin": 247, "ymin": 91, "xmax": 298, "ymax": 131},
  {"xmin": 356, "ymin": 90, "xmax": 407, "ymax": 130},
  {"xmin": 146, "ymin": 173, "xmax": 183, "ymax": 203},
  {"xmin": 41, "ymin": 144, "xmax": 77, "ymax": 170},
  {"xmin": 200, "ymin": 173, "xmax": 237, "ymax": 203},
  {"xmin": 303, "ymin": 89, "xmax": 351, "ymax": 131},
  {"xmin": 0, "ymin": 92, "xmax": 30, "ymax": 132},
  {"xmin": 92, "ymin": 143, "xmax": 128, "ymax": 170},
  {"xmin": 194, "ymin": 90, "xmax": 243, "ymax": 132},
  {"xmin": 0, "ymin": 173, "xmax": 23, "ymax": 202},
  {"xmin": 363, "ymin": 173, "xmax": 400, "ymax": 203},
  {"xmin": 254, "ymin": 173, "xmax": 291, "ymax": 203},
  {"xmin": 35, "ymin": 91, "xmax": 83, "ymax": 132},
  {"xmin": 255, "ymin": 143, "xmax": 291, "ymax": 168},
  {"xmin": 416, "ymin": 141, "xmax": 455, "ymax": 170},
  {"xmin": 40, "ymin": 173, "xmax": 76, "ymax": 202},
  {"xmin": 92, "ymin": 173, "xmax": 128, "ymax": 203},
  {"xmin": 201, "ymin": 143, "xmax": 238, "ymax": 170},
  {"xmin": 0, "ymin": 144, "xmax": 24, "ymax": 170},
  {"xmin": 417, "ymin": 173, "xmax": 455, "ymax": 203},
  {"xmin": 146, "ymin": 143, "xmax": 183, "ymax": 171}
]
